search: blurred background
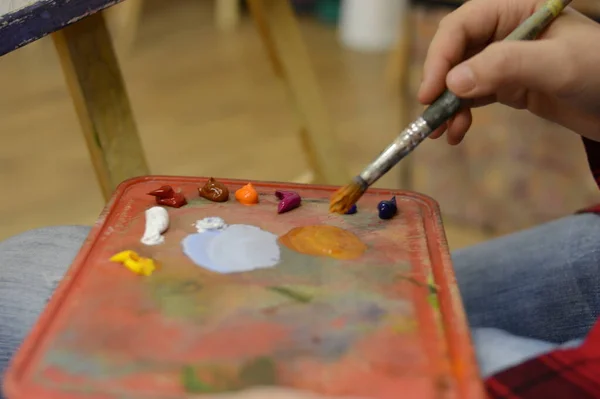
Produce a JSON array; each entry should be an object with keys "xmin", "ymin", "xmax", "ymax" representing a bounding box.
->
[{"xmin": 1, "ymin": 0, "xmax": 599, "ymax": 249}]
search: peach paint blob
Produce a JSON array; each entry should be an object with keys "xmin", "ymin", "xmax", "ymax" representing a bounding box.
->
[
  {"xmin": 278, "ymin": 225, "xmax": 367, "ymax": 260},
  {"xmin": 235, "ymin": 183, "xmax": 259, "ymax": 205}
]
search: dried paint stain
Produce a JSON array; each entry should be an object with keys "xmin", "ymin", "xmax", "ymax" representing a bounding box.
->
[
  {"xmin": 182, "ymin": 224, "xmax": 280, "ymax": 273},
  {"xmin": 181, "ymin": 356, "xmax": 276, "ymax": 393},
  {"xmin": 278, "ymin": 225, "xmax": 366, "ymax": 260}
]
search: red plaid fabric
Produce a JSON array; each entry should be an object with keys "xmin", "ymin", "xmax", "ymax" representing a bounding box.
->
[{"xmin": 485, "ymin": 137, "xmax": 600, "ymax": 398}]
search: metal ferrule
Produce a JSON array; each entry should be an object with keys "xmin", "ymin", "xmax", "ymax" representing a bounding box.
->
[{"xmin": 359, "ymin": 116, "xmax": 432, "ymax": 186}]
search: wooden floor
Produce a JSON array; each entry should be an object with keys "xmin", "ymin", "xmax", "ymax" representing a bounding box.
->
[{"xmin": 0, "ymin": 0, "xmax": 490, "ymax": 249}]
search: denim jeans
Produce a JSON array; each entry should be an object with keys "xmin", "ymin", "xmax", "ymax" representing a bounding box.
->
[
  {"xmin": 453, "ymin": 213, "xmax": 600, "ymax": 376},
  {"xmin": 0, "ymin": 214, "xmax": 599, "ymax": 394}
]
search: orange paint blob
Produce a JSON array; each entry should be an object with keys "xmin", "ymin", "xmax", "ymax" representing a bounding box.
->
[
  {"xmin": 279, "ymin": 225, "xmax": 366, "ymax": 260},
  {"xmin": 235, "ymin": 183, "xmax": 259, "ymax": 205}
]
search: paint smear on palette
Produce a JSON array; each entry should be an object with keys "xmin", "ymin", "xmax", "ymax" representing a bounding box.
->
[
  {"xmin": 182, "ymin": 225, "xmax": 280, "ymax": 274},
  {"xmin": 279, "ymin": 225, "xmax": 367, "ymax": 260}
]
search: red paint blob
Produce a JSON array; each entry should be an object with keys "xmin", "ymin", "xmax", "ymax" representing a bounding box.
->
[{"xmin": 147, "ymin": 185, "xmax": 187, "ymax": 208}]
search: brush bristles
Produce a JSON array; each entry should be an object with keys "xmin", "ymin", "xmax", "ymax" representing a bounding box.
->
[{"xmin": 329, "ymin": 181, "xmax": 366, "ymax": 214}]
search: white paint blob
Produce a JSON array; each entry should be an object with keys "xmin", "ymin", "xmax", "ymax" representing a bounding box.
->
[
  {"xmin": 194, "ymin": 217, "xmax": 227, "ymax": 233},
  {"xmin": 182, "ymin": 224, "xmax": 280, "ymax": 274},
  {"xmin": 141, "ymin": 206, "xmax": 169, "ymax": 246}
]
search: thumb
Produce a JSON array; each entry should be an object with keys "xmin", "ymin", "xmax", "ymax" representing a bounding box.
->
[{"xmin": 446, "ymin": 40, "xmax": 569, "ymax": 98}]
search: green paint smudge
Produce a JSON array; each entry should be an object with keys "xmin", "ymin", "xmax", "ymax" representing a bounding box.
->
[
  {"xmin": 267, "ymin": 286, "xmax": 313, "ymax": 303},
  {"xmin": 239, "ymin": 357, "xmax": 277, "ymax": 386},
  {"xmin": 181, "ymin": 365, "xmax": 215, "ymax": 393},
  {"xmin": 428, "ymin": 293, "xmax": 439, "ymax": 311},
  {"xmin": 426, "ymin": 274, "xmax": 440, "ymax": 310},
  {"xmin": 427, "ymin": 274, "xmax": 438, "ymax": 294},
  {"xmin": 394, "ymin": 274, "xmax": 438, "ymax": 294},
  {"xmin": 181, "ymin": 357, "xmax": 277, "ymax": 394}
]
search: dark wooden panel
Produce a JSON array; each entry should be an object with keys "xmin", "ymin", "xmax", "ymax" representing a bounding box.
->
[{"xmin": 0, "ymin": 0, "xmax": 124, "ymax": 56}]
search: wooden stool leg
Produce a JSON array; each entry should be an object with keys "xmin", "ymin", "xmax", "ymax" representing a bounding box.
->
[
  {"xmin": 247, "ymin": 0, "xmax": 347, "ymax": 185},
  {"xmin": 52, "ymin": 12, "xmax": 149, "ymax": 200},
  {"xmin": 215, "ymin": 0, "xmax": 241, "ymax": 31}
]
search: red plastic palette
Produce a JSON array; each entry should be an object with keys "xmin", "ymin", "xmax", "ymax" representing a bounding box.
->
[{"xmin": 4, "ymin": 176, "xmax": 485, "ymax": 399}]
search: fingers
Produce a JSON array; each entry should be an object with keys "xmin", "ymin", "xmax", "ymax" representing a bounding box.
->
[
  {"xmin": 418, "ymin": 0, "xmax": 505, "ymax": 104},
  {"xmin": 428, "ymin": 122, "xmax": 448, "ymax": 140},
  {"xmin": 446, "ymin": 40, "xmax": 571, "ymax": 99},
  {"xmin": 428, "ymin": 108, "xmax": 472, "ymax": 145},
  {"xmin": 418, "ymin": 0, "xmax": 545, "ymax": 105},
  {"xmin": 447, "ymin": 109, "xmax": 472, "ymax": 145},
  {"xmin": 418, "ymin": 0, "xmax": 561, "ymax": 144},
  {"xmin": 470, "ymin": 95, "xmax": 497, "ymax": 109}
]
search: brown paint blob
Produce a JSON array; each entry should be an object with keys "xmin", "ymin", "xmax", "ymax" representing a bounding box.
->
[
  {"xmin": 199, "ymin": 177, "xmax": 229, "ymax": 202},
  {"xmin": 278, "ymin": 225, "xmax": 366, "ymax": 260},
  {"xmin": 235, "ymin": 183, "xmax": 259, "ymax": 205}
]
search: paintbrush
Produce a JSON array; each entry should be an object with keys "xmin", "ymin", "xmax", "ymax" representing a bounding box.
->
[{"xmin": 330, "ymin": 0, "xmax": 572, "ymax": 214}]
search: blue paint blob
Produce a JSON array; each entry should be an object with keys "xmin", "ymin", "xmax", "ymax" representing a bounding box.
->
[
  {"xmin": 377, "ymin": 196, "xmax": 397, "ymax": 220},
  {"xmin": 182, "ymin": 224, "xmax": 281, "ymax": 274},
  {"xmin": 345, "ymin": 204, "xmax": 358, "ymax": 215}
]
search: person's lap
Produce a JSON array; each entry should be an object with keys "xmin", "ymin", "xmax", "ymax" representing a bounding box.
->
[
  {"xmin": 0, "ymin": 226, "xmax": 91, "ymax": 377},
  {"xmin": 453, "ymin": 213, "xmax": 600, "ymax": 375},
  {"xmin": 454, "ymin": 213, "xmax": 600, "ymax": 342},
  {"xmin": 0, "ymin": 214, "xmax": 598, "ymax": 387}
]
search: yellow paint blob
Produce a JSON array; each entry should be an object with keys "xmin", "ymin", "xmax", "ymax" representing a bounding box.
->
[
  {"xmin": 278, "ymin": 225, "xmax": 367, "ymax": 260},
  {"xmin": 110, "ymin": 250, "xmax": 157, "ymax": 276}
]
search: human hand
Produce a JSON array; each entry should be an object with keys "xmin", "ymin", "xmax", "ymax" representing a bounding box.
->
[{"xmin": 418, "ymin": 0, "xmax": 600, "ymax": 144}]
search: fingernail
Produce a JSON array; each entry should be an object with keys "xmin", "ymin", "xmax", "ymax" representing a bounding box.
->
[{"xmin": 447, "ymin": 64, "xmax": 476, "ymax": 93}]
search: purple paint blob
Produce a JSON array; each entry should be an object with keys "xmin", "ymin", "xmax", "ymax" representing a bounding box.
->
[
  {"xmin": 345, "ymin": 204, "xmax": 358, "ymax": 215},
  {"xmin": 275, "ymin": 190, "xmax": 301, "ymax": 214}
]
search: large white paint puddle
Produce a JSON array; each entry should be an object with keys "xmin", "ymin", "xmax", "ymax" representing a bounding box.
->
[{"xmin": 182, "ymin": 224, "xmax": 281, "ymax": 274}]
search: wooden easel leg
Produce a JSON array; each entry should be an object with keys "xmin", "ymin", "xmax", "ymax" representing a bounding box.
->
[
  {"xmin": 52, "ymin": 12, "xmax": 149, "ymax": 200},
  {"xmin": 215, "ymin": 0, "xmax": 241, "ymax": 32},
  {"xmin": 384, "ymin": 16, "xmax": 411, "ymax": 94},
  {"xmin": 385, "ymin": 7, "xmax": 414, "ymax": 189},
  {"xmin": 105, "ymin": 0, "xmax": 144, "ymax": 53},
  {"xmin": 247, "ymin": 0, "xmax": 347, "ymax": 185}
]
